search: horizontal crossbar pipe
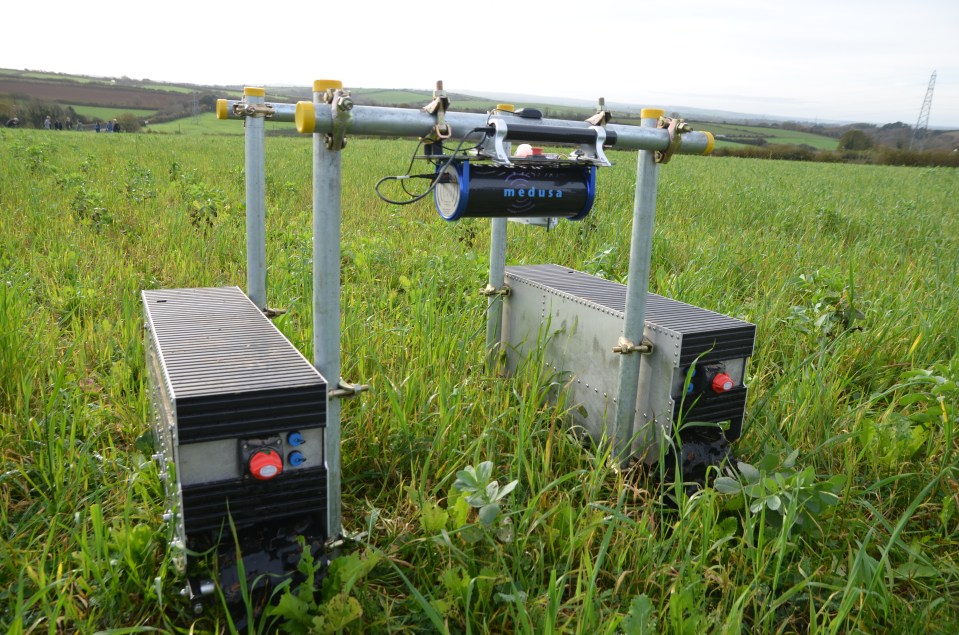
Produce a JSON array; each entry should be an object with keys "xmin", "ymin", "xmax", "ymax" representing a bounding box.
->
[
  {"xmin": 218, "ymin": 98, "xmax": 714, "ymax": 156},
  {"xmin": 216, "ymin": 99, "xmax": 298, "ymax": 122},
  {"xmin": 501, "ymin": 122, "xmax": 618, "ymax": 146}
]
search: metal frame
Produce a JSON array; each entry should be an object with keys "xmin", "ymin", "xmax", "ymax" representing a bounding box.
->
[
  {"xmin": 311, "ymin": 83, "xmax": 345, "ymax": 538},
  {"xmin": 218, "ymin": 98, "xmax": 714, "ymax": 153},
  {"xmin": 215, "ymin": 83, "xmax": 717, "ymax": 535},
  {"xmin": 243, "ymin": 88, "xmax": 267, "ymax": 310},
  {"xmin": 613, "ymin": 111, "xmax": 661, "ymax": 460}
]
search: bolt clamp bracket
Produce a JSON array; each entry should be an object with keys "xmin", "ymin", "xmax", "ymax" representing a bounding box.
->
[
  {"xmin": 584, "ymin": 96, "xmax": 612, "ymax": 127},
  {"xmin": 329, "ymin": 378, "xmax": 370, "ymax": 400},
  {"xmin": 325, "ymin": 89, "xmax": 353, "ymax": 151},
  {"xmin": 479, "ymin": 284, "xmax": 511, "ymax": 298},
  {"xmin": 262, "ymin": 306, "xmax": 288, "ymax": 319},
  {"xmin": 655, "ymin": 116, "xmax": 690, "ymax": 164},
  {"xmin": 233, "ymin": 102, "xmax": 276, "ymax": 119},
  {"xmin": 612, "ymin": 336, "xmax": 653, "ymax": 355},
  {"xmin": 422, "ymin": 80, "xmax": 452, "ymax": 142}
]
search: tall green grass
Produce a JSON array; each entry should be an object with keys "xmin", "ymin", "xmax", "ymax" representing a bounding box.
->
[{"xmin": 1, "ymin": 129, "xmax": 957, "ymax": 633}]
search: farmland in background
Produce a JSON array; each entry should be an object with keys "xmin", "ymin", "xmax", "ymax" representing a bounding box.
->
[
  {"xmin": 145, "ymin": 112, "xmax": 246, "ymax": 135},
  {"xmin": 69, "ymin": 105, "xmax": 156, "ymax": 121},
  {"xmin": 0, "ymin": 68, "xmax": 213, "ymax": 96},
  {"xmin": 690, "ymin": 121, "xmax": 841, "ymax": 150},
  {"xmin": 0, "ymin": 128, "xmax": 957, "ymax": 633},
  {"xmin": 0, "ymin": 69, "xmax": 901, "ymax": 154}
]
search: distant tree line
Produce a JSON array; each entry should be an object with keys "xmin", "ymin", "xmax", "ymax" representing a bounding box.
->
[
  {"xmin": 143, "ymin": 93, "xmax": 220, "ymax": 126},
  {"xmin": 0, "ymin": 95, "xmax": 143, "ymax": 131},
  {"xmin": 1, "ymin": 96, "xmax": 78, "ymax": 129},
  {"xmin": 711, "ymin": 143, "xmax": 959, "ymax": 167},
  {"xmin": 708, "ymin": 118, "xmax": 958, "ymax": 166}
]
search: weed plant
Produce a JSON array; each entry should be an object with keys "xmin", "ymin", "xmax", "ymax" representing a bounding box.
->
[{"xmin": 1, "ymin": 129, "xmax": 957, "ymax": 633}]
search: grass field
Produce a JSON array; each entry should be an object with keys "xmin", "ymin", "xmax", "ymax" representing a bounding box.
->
[
  {"xmin": 1, "ymin": 128, "xmax": 957, "ymax": 633},
  {"xmin": 679, "ymin": 122, "xmax": 838, "ymax": 150},
  {"xmin": 145, "ymin": 112, "xmax": 246, "ymax": 135}
]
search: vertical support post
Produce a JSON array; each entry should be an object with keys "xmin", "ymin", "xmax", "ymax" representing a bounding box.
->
[
  {"xmin": 486, "ymin": 217, "xmax": 508, "ymax": 369},
  {"xmin": 312, "ymin": 80, "xmax": 344, "ymax": 539},
  {"xmin": 612, "ymin": 108, "xmax": 663, "ymax": 463},
  {"xmin": 244, "ymin": 87, "xmax": 267, "ymax": 310}
]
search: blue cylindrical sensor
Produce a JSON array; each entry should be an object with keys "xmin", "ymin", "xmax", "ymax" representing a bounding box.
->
[{"xmin": 434, "ymin": 162, "xmax": 595, "ymax": 222}]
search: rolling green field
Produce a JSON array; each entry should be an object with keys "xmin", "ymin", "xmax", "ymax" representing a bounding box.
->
[
  {"xmin": 701, "ymin": 123, "xmax": 838, "ymax": 150},
  {"xmin": 143, "ymin": 112, "xmax": 305, "ymax": 136},
  {"xmin": 145, "ymin": 112, "xmax": 246, "ymax": 135},
  {"xmin": 0, "ymin": 68, "xmax": 203, "ymax": 95},
  {"xmin": 70, "ymin": 105, "xmax": 157, "ymax": 121},
  {"xmin": 0, "ymin": 69, "xmax": 98, "ymax": 83},
  {"xmin": 1, "ymin": 129, "xmax": 957, "ymax": 633}
]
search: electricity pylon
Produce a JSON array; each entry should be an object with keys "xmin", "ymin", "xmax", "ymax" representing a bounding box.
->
[{"xmin": 910, "ymin": 71, "xmax": 936, "ymax": 151}]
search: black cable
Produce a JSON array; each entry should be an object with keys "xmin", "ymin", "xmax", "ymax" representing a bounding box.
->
[{"xmin": 375, "ymin": 127, "xmax": 489, "ymax": 206}]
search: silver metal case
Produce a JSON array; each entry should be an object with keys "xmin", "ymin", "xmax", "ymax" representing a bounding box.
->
[{"xmin": 503, "ymin": 265, "xmax": 755, "ymax": 462}]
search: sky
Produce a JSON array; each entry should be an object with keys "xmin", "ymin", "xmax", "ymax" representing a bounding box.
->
[{"xmin": 4, "ymin": 0, "xmax": 958, "ymax": 127}]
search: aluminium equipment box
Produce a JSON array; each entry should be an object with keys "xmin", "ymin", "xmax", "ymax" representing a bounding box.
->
[
  {"xmin": 143, "ymin": 286, "xmax": 329, "ymax": 603},
  {"xmin": 503, "ymin": 264, "xmax": 756, "ymax": 461}
]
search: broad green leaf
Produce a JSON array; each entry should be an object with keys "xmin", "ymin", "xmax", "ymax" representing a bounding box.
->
[
  {"xmin": 441, "ymin": 566, "xmax": 469, "ymax": 596},
  {"xmin": 498, "ymin": 479, "xmax": 518, "ymax": 500},
  {"xmin": 429, "ymin": 597, "xmax": 452, "ymax": 617},
  {"xmin": 897, "ymin": 393, "xmax": 929, "ymax": 407},
  {"xmin": 894, "ymin": 562, "xmax": 939, "ymax": 580},
  {"xmin": 476, "ymin": 461, "xmax": 494, "ymax": 484},
  {"xmin": 621, "ymin": 594, "xmax": 654, "ymax": 635},
  {"xmin": 450, "ymin": 495, "xmax": 471, "ymax": 528},
  {"xmin": 782, "ymin": 448, "xmax": 799, "ymax": 469},
  {"xmin": 323, "ymin": 550, "xmax": 382, "ymax": 597},
  {"xmin": 713, "ymin": 476, "xmax": 742, "ymax": 494},
  {"xmin": 496, "ymin": 517, "xmax": 515, "ymax": 543},
  {"xmin": 316, "ymin": 593, "xmax": 363, "ymax": 633},
  {"xmin": 766, "ymin": 494, "xmax": 782, "ymax": 511},
  {"xmin": 420, "ymin": 501, "xmax": 449, "ymax": 534},
  {"xmin": 269, "ymin": 592, "xmax": 312, "ymax": 630},
  {"xmin": 478, "ymin": 503, "xmax": 501, "ymax": 527},
  {"xmin": 940, "ymin": 495, "xmax": 956, "ymax": 529},
  {"xmin": 460, "ymin": 523, "xmax": 484, "ymax": 544},
  {"xmin": 454, "ymin": 466, "xmax": 479, "ymax": 492},
  {"xmin": 737, "ymin": 461, "xmax": 760, "ymax": 483},
  {"xmin": 466, "ymin": 492, "xmax": 489, "ymax": 508}
]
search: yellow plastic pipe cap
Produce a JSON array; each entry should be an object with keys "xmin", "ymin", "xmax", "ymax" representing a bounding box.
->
[
  {"xmin": 216, "ymin": 99, "xmax": 228, "ymax": 120},
  {"xmin": 641, "ymin": 108, "xmax": 665, "ymax": 119},
  {"xmin": 295, "ymin": 101, "xmax": 316, "ymax": 134},
  {"xmin": 314, "ymin": 79, "xmax": 343, "ymax": 92},
  {"xmin": 703, "ymin": 131, "xmax": 716, "ymax": 155},
  {"xmin": 244, "ymin": 87, "xmax": 266, "ymax": 97}
]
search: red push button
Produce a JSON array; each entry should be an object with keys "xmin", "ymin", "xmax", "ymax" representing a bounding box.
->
[
  {"xmin": 711, "ymin": 373, "xmax": 734, "ymax": 393},
  {"xmin": 249, "ymin": 449, "xmax": 283, "ymax": 480}
]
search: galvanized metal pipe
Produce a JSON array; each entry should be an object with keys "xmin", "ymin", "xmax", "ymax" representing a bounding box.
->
[
  {"xmin": 612, "ymin": 109, "xmax": 663, "ymax": 463},
  {"xmin": 311, "ymin": 81, "xmax": 344, "ymax": 539},
  {"xmin": 217, "ymin": 99, "xmax": 298, "ymax": 123},
  {"xmin": 486, "ymin": 217, "xmax": 508, "ymax": 367},
  {"xmin": 243, "ymin": 88, "xmax": 267, "ymax": 310},
  {"xmin": 244, "ymin": 100, "xmax": 715, "ymax": 156}
]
